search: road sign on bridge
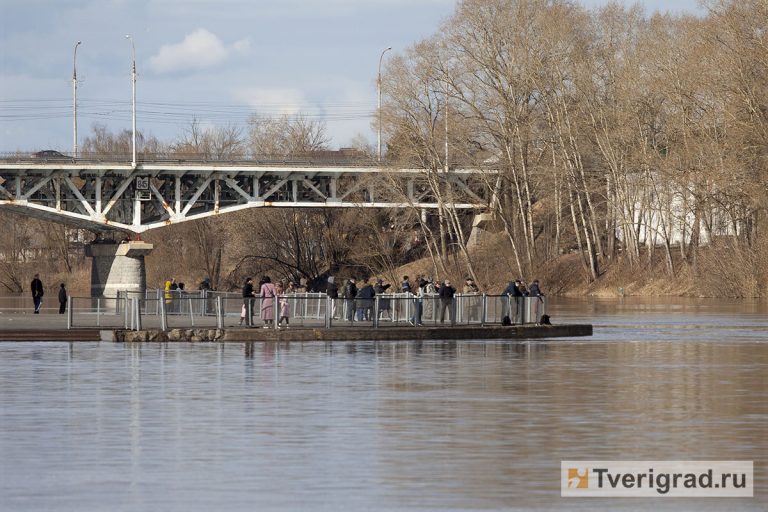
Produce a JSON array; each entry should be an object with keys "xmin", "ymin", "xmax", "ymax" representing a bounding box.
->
[{"xmin": 0, "ymin": 156, "xmax": 493, "ymax": 233}]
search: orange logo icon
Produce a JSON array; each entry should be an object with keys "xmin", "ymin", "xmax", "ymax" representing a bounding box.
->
[{"xmin": 568, "ymin": 468, "xmax": 589, "ymax": 489}]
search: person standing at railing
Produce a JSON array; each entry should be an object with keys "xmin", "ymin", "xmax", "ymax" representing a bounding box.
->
[
  {"xmin": 164, "ymin": 279, "xmax": 173, "ymax": 309},
  {"xmin": 462, "ymin": 278, "xmax": 480, "ymax": 322},
  {"xmin": 199, "ymin": 277, "xmax": 212, "ymax": 315},
  {"xmin": 411, "ymin": 277, "xmax": 426, "ymax": 326},
  {"xmin": 355, "ymin": 278, "xmax": 375, "ymax": 321},
  {"xmin": 423, "ymin": 278, "xmax": 437, "ymax": 321},
  {"xmin": 438, "ymin": 279, "xmax": 456, "ymax": 326},
  {"xmin": 58, "ymin": 283, "xmax": 68, "ymax": 314},
  {"xmin": 242, "ymin": 277, "xmax": 255, "ymax": 327},
  {"xmin": 30, "ymin": 273, "xmax": 44, "ymax": 314},
  {"xmin": 374, "ymin": 278, "xmax": 391, "ymax": 320},
  {"xmin": 259, "ymin": 276, "xmax": 276, "ymax": 328},
  {"xmin": 344, "ymin": 278, "xmax": 357, "ymax": 322},
  {"xmin": 275, "ymin": 282, "xmax": 290, "ymax": 328},
  {"xmin": 502, "ymin": 279, "xmax": 523, "ymax": 324},
  {"xmin": 169, "ymin": 278, "xmax": 178, "ymax": 313},
  {"xmin": 326, "ymin": 276, "xmax": 339, "ymax": 319},
  {"xmin": 528, "ymin": 279, "xmax": 545, "ymax": 324},
  {"xmin": 400, "ymin": 275, "xmax": 411, "ymax": 294}
]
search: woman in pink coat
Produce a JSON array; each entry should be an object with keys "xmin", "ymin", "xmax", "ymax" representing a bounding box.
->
[{"xmin": 259, "ymin": 276, "xmax": 277, "ymax": 328}]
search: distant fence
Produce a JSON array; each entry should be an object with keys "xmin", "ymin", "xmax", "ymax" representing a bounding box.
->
[{"xmin": 0, "ymin": 291, "xmax": 546, "ymax": 331}]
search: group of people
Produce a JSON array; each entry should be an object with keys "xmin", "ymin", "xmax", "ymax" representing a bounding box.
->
[
  {"xmin": 501, "ymin": 278, "xmax": 544, "ymax": 324},
  {"xmin": 29, "ymin": 274, "xmax": 68, "ymax": 315},
  {"xmin": 241, "ymin": 276, "xmax": 291, "ymax": 328},
  {"xmin": 334, "ymin": 274, "xmax": 543, "ymax": 326},
  {"xmin": 332, "ymin": 274, "xmax": 480, "ymax": 326},
  {"xmin": 337, "ymin": 277, "xmax": 387, "ymax": 322},
  {"xmin": 502, "ymin": 278, "xmax": 543, "ymax": 298},
  {"xmin": 234, "ymin": 272, "xmax": 545, "ymax": 329}
]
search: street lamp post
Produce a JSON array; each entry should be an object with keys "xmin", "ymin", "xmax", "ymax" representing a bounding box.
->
[
  {"xmin": 377, "ymin": 46, "xmax": 392, "ymax": 163},
  {"xmin": 73, "ymin": 41, "xmax": 81, "ymax": 158},
  {"xmin": 125, "ymin": 34, "xmax": 137, "ymax": 168},
  {"xmin": 444, "ymin": 77, "xmax": 449, "ymax": 173}
]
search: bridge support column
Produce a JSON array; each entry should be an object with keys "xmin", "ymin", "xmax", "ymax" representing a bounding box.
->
[
  {"xmin": 468, "ymin": 213, "xmax": 500, "ymax": 248},
  {"xmin": 85, "ymin": 241, "xmax": 154, "ymax": 299}
]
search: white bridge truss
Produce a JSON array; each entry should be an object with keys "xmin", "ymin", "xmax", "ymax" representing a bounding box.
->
[{"xmin": 0, "ymin": 160, "xmax": 493, "ymax": 233}]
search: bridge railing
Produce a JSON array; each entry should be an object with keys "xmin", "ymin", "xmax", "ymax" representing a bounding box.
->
[{"xmin": 0, "ymin": 152, "xmax": 384, "ymax": 167}]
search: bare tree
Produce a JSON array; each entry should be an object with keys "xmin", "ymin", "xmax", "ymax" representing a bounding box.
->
[
  {"xmin": 80, "ymin": 123, "xmax": 163, "ymax": 157},
  {"xmin": 170, "ymin": 118, "xmax": 245, "ymax": 160},
  {"xmin": 247, "ymin": 113, "xmax": 330, "ymax": 157}
]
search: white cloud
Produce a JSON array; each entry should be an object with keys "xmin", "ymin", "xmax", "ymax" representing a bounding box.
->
[{"xmin": 149, "ymin": 28, "xmax": 249, "ymax": 73}]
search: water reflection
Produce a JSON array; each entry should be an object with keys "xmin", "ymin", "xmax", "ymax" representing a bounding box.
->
[{"xmin": 0, "ymin": 299, "xmax": 766, "ymax": 511}]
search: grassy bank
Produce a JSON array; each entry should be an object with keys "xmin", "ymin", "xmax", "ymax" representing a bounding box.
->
[{"xmin": 395, "ymin": 232, "xmax": 768, "ymax": 299}]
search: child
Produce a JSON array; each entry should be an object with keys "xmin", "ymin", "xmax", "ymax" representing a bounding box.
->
[{"xmin": 276, "ymin": 283, "xmax": 290, "ymax": 328}]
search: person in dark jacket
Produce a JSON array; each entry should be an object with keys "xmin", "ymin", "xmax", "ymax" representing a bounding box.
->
[
  {"xmin": 355, "ymin": 279, "xmax": 376, "ymax": 321},
  {"xmin": 326, "ymin": 276, "xmax": 339, "ymax": 319},
  {"xmin": 344, "ymin": 278, "xmax": 357, "ymax": 321},
  {"xmin": 31, "ymin": 274, "xmax": 44, "ymax": 314},
  {"xmin": 242, "ymin": 277, "xmax": 255, "ymax": 326},
  {"xmin": 438, "ymin": 279, "xmax": 456, "ymax": 325},
  {"xmin": 373, "ymin": 278, "xmax": 391, "ymax": 320},
  {"xmin": 411, "ymin": 278, "xmax": 427, "ymax": 326},
  {"xmin": 528, "ymin": 279, "xmax": 545, "ymax": 324},
  {"xmin": 502, "ymin": 279, "xmax": 520, "ymax": 296},
  {"xmin": 58, "ymin": 283, "xmax": 67, "ymax": 314},
  {"xmin": 502, "ymin": 279, "xmax": 523, "ymax": 323},
  {"xmin": 401, "ymin": 276, "xmax": 411, "ymax": 294}
]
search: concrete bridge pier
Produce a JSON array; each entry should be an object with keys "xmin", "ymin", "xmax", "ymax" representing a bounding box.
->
[
  {"xmin": 85, "ymin": 241, "xmax": 154, "ymax": 301},
  {"xmin": 468, "ymin": 213, "xmax": 501, "ymax": 248}
]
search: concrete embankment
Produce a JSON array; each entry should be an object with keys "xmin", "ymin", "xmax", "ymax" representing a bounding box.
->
[
  {"xmin": 0, "ymin": 329, "xmax": 104, "ymax": 342},
  {"xmin": 0, "ymin": 324, "xmax": 592, "ymax": 342},
  {"xmin": 109, "ymin": 324, "xmax": 591, "ymax": 342}
]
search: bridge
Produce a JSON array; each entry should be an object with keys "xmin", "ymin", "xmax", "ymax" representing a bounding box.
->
[
  {"xmin": 0, "ymin": 154, "xmax": 496, "ymax": 299},
  {"xmin": 0, "ymin": 154, "xmax": 492, "ymax": 233}
]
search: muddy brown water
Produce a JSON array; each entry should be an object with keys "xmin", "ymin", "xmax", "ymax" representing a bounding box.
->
[{"xmin": 0, "ymin": 297, "xmax": 765, "ymax": 511}]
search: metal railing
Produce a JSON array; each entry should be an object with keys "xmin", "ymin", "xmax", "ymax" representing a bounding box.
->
[
  {"xmin": 0, "ymin": 291, "xmax": 546, "ymax": 331},
  {"xmin": 67, "ymin": 295, "xmax": 226, "ymax": 331},
  {"xmin": 330, "ymin": 293, "xmax": 546, "ymax": 328},
  {"xmin": 0, "ymin": 152, "xmax": 385, "ymax": 167}
]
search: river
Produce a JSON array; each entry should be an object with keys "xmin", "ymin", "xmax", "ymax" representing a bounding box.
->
[{"xmin": 0, "ymin": 297, "xmax": 765, "ymax": 511}]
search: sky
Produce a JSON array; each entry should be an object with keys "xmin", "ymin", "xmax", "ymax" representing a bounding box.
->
[{"xmin": 0, "ymin": 0, "xmax": 703, "ymax": 153}]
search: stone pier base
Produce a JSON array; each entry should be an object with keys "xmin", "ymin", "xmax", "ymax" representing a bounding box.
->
[
  {"xmin": 468, "ymin": 213, "xmax": 501, "ymax": 248},
  {"xmin": 85, "ymin": 241, "xmax": 154, "ymax": 299}
]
